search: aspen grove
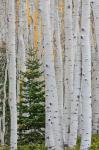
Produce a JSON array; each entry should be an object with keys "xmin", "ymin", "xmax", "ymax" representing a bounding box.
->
[{"xmin": 1, "ymin": 0, "xmax": 99, "ymax": 150}]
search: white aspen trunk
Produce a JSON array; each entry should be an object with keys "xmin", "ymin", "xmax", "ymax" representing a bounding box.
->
[
  {"xmin": 22, "ymin": 0, "xmax": 28, "ymax": 51},
  {"xmin": 77, "ymin": 0, "xmax": 83, "ymax": 137},
  {"xmin": 58, "ymin": 0, "xmax": 65, "ymax": 52},
  {"xmin": 78, "ymin": 92, "xmax": 83, "ymax": 136},
  {"xmin": 28, "ymin": 0, "xmax": 34, "ymax": 49},
  {"xmin": 7, "ymin": 0, "xmax": 17, "ymax": 149},
  {"xmin": 18, "ymin": 0, "xmax": 26, "ymax": 73},
  {"xmin": 91, "ymin": 26, "xmax": 97, "ymax": 134},
  {"xmin": 54, "ymin": 0, "xmax": 63, "ymax": 142},
  {"xmin": 50, "ymin": 0, "xmax": 54, "ymax": 41},
  {"xmin": 80, "ymin": 0, "xmax": 92, "ymax": 149},
  {"xmin": 90, "ymin": 3, "xmax": 97, "ymax": 134},
  {"xmin": 42, "ymin": 0, "xmax": 55, "ymax": 148},
  {"xmin": 17, "ymin": 0, "xmax": 26, "ymax": 103},
  {"xmin": 38, "ymin": 7, "xmax": 42, "ymax": 63},
  {"xmin": 43, "ymin": 0, "xmax": 63, "ymax": 149},
  {"xmin": 63, "ymin": 0, "xmax": 73, "ymax": 146},
  {"xmin": 91, "ymin": 0, "xmax": 99, "ymax": 134},
  {"xmin": 68, "ymin": 0, "xmax": 81, "ymax": 147},
  {"xmin": 38, "ymin": 0, "xmax": 45, "ymax": 74},
  {"xmin": 17, "ymin": 0, "xmax": 26, "ymax": 102}
]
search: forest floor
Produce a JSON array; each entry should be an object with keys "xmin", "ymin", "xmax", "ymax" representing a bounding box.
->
[
  {"xmin": 0, "ymin": 135, "xmax": 99, "ymax": 150},
  {"xmin": 66, "ymin": 134, "xmax": 99, "ymax": 150}
]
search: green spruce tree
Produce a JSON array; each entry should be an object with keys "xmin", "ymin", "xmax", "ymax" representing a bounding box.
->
[{"xmin": 18, "ymin": 49, "xmax": 45, "ymax": 145}]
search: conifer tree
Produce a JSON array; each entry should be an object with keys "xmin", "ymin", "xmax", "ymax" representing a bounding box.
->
[{"xmin": 18, "ymin": 49, "xmax": 45, "ymax": 145}]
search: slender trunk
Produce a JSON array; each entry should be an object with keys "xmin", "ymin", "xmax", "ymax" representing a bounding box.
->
[
  {"xmin": 28, "ymin": 0, "xmax": 34, "ymax": 49},
  {"xmin": 22, "ymin": 0, "xmax": 28, "ymax": 51},
  {"xmin": 54, "ymin": 0, "xmax": 63, "ymax": 143},
  {"xmin": 69, "ymin": 0, "xmax": 81, "ymax": 147},
  {"xmin": 91, "ymin": 0, "xmax": 99, "ymax": 134},
  {"xmin": 7, "ymin": 0, "xmax": 17, "ymax": 149},
  {"xmin": 80, "ymin": 0, "xmax": 92, "ymax": 149},
  {"xmin": 63, "ymin": 0, "xmax": 73, "ymax": 146},
  {"xmin": 17, "ymin": 0, "xmax": 26, "ymax": 103},
  {"xmin": 43, "ymin": 0, "xmax": 63, "ymax": 149}
]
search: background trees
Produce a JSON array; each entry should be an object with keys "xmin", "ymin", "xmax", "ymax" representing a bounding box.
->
[{"xmin": 0, "ymin": 0, "xmax": 99, "ymax": 150}]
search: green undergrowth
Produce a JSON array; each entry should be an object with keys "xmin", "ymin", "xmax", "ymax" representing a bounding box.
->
[
  {"xmin": 1, "ymin": 135, "xmax": 99, "ymax": 150},
  {"xmin": 66, "ymin": 134, "xmax": 99, "ymax": 150},
  {"xmin": 17, "ymin": 144, "xmax": 47, "ymax": 150},
  {"xmin": 90, "ymin": 134, "xmax": 99, "ymax": 150},
  {"xmin": 0, "ymin": 144, "xmax": 47, "ymax": 150}
]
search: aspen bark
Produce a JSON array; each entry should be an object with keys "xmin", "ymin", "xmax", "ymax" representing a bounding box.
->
[
  {"xmin": 80, "ymin": 0, "xmax": 92, "ymax": 149},
  {"xmin": 7, "ymin": 0, "xmax": 17, "ymax": 149},
  {"xmin": 91, "ymin": 0, "xmax": 99, "ymax": 134},
  {"xmin": 63, "ymin": 0, "xmax": 74, "ymax": 146},
  {"xmin": 54, "ymin": 0, "xmax": 63, "ymax": 142},
  {"xmin": 43, "ymin": 0, "xmax": 63, "ymax": 149},
  {"xmin": 69, "ymin": 0, "xmax": 81, "ymax": 147}
]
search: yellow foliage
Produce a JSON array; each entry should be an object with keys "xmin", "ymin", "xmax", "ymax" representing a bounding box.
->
[
  {"xmin": 58, "ymin": 1, "xmax": 64, "ymax": 13},
  {"xmin": 26, "ymin": 0, "xmax": 32, "ymax": 28}
]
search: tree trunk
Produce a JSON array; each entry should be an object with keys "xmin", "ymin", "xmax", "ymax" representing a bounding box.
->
[
  {"xmin": 63, "ymin": 0, "xmax": 74, "ymax": 146},
  {"xmin": 54, "ymin": 0, "xmax": 63, "ymax": 143},
  {"xmin": 7, "ymin": 0, "xmax": 17, "ymax": 149},
  {"xmin": 80, "ymin": 0, "xmax": 92, "ymax": 149},
  {"xmin": 69, "ymin": 0, "xmax": 81, "ymax": 147},
  {"xmin": 43, "ymin": 0, "xmax": 63, "ymax": 149},
  {"xmin": 91, "ymin": 0, "xmax": 99, "ymax": 134}
]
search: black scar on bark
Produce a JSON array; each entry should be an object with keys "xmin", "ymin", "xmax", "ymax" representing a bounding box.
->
[
  {"xmin": 46, "ymin": 136, "xmax": 49, "ymax": 139},
  {"xmin": 49, "ymin": 103, "xmax": 52, "ymax": 106},
  {"xmin": 48, "ymin": 147, "xmax": 53, "ymax": 149},
  {"xmin": 46, "ymin": 64, "xmax": 48, "ymax": 67},
  {"xmin": 82, "ymin": 28, "xmax": 85, "ymax": 31},
  {"xmin": 64, "ymin": 144, "xmax": 68, "ymax": 148},
  {"xmin": 68, "ymin": 5, "xmax": 70, "ymax": 9}
]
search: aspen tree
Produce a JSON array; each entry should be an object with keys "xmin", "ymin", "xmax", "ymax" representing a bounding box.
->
[
  {"xmin": 17, "ymin": 0, "xmax": 26, "ymax": 103},
  {"xmin": 7, "ymin": 0, "xmax": 17, "ymax": 149},
  {"xmin": 80, "ymin": 0, "xmax": 92, "ymax": 149},
  {"xmin": 22, "ymin": 0, "xmax": 28, "ymax": 51},
  {"xmin": 54, "ymin": 0, "xmax": 63, "ymax": 143},
  {"xmin": 91, "ymin": 0, "xmax": 99, "ymax": 134},
  {"xmin": 91, "ymin": 13, "xmax": 97, "ymax": 133},
  {"xmin": 18, "ymin": 0, "xmax": 26, "ymax": 73},
  {"xmin": 63, "ymin": 0, "xmax": 74, "ymax": 146},
  {"xmin": 28, "ymin": 0, "xmax": 34, "ymax": 48},
  {"xmin": 43, "ymin": 0, "xmax": 63, "ymax": 149},
  {"xmin": 69, "ymin": 0, "xmax": 81, "ymax": 147},
  {"xmin": 41, "ymin": 0, "xmax": 54, "ymax": 148},
  {"xmin": 34, "ymin": 0, "xmax": 39, "ymax": 50}
]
